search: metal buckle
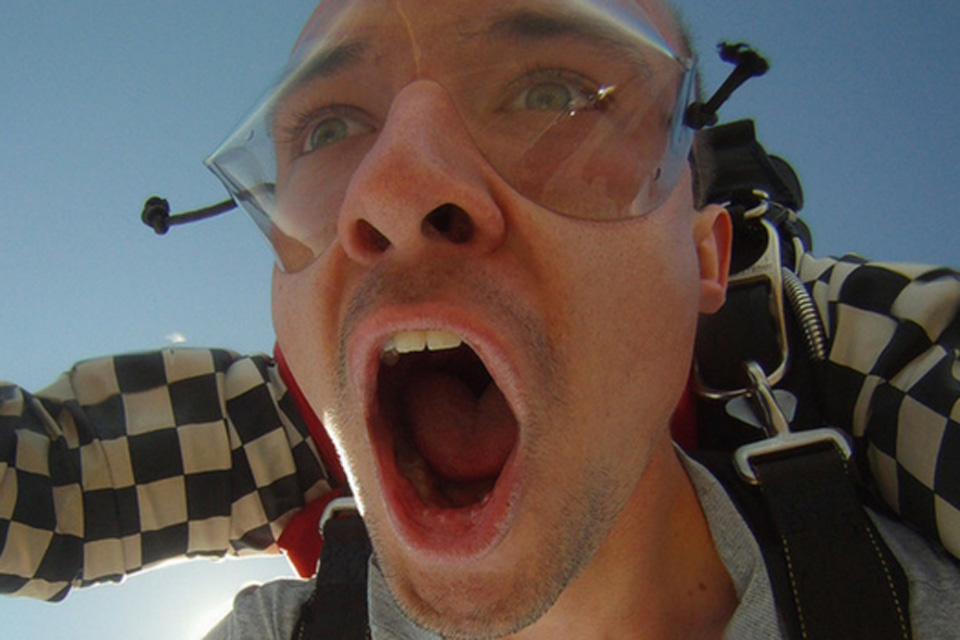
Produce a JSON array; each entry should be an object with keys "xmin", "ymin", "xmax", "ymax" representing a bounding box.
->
[
  {"xmin": 734, "ymin": 362, "xmax": 852, "ymax": 484},
  {"xmin": 694, "ymin": 216, "xmax": 790, "ymax": 400},
  {"xmin": 319, "ymin": 496, "xmax": 360, "ymax": 534}
]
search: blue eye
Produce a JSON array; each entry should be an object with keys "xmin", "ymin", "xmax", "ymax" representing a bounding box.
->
[
  {"xmin": 299, "ymin": 107, "xmax": 376, "ymax": 153},
  {"xmin": 524, "ymin": 83, "xmax": 575, "ymax": 111},
  {"xmin": 308, "ymin": 118, "xmax": 350, "ymax": 150},
  {"xmin": 507, "ymin": 70, "xmax": 602, "ymax": 114}
]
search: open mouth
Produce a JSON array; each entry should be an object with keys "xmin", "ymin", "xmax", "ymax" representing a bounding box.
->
[{"xmin": 375, "ymin": 330, "xmax": 520, "ymax": 518}]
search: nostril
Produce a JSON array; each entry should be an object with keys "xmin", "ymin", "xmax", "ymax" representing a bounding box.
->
[
  {"xmin": 357, "ymin": 219, "xmax": 392, "ymax": 253},
  {"xmin": 422, "ymin": 204, "xmax": 474, "ymax": 244}
]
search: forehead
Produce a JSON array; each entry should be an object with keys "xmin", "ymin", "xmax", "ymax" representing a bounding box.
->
[{"xmin": 291, "ymin": 0, "xmax": 681, "ymax": 61}]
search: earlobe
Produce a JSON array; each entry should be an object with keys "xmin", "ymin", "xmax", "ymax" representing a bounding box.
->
[{"xmin": 694, "ymin": 205, "xmax": 732, "ymax": 314}]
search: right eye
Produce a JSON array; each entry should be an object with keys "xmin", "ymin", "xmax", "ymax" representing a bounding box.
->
[
  {"xmin": 303, "ymin": 109, "xmax": 376, "ymax": 152},
  {"xmin": 277, "ymin": 105, "xmax": 377, "ymax": 156},
  {"xmin": 308, "ymin": 118, "xmax": 349, "ymax": 149}
]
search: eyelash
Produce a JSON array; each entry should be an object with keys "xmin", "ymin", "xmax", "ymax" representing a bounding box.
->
[
  {"xmin": 276, "ymin": 104, "xmax": 373, "ymax": 153},
  {"xmin": 502, "ymin": 65, "xmax": 608, "ymax": 112}
]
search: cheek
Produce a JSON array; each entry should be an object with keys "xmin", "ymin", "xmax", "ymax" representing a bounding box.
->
[
  {"xmin": 553, "ymin": 219, "xmax": 702, "ymax": 429},
  {"xmin": 273, "ymin": 268, "xmax": 314, "ymax": 356},
  {"xmin": 273, "ymin": 261, "xmax": 378, "ymax": 490},
  {"xmin": 272, "ymin": 259, "xmax": 347, "ymax": 407},
  {"xmin": 271, "ymin": 160, "xmax": 361, "ymax": 271}
]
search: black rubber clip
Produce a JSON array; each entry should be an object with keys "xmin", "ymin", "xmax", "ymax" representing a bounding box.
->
[
  {"xmin": 141, "ymin": 196, "xmax": 237, "ymax": 235},
  {"xmin": 685, "ymin": 42, "xmax": 770, "ymax": 130}
]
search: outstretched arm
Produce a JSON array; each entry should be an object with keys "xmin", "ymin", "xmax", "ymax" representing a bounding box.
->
[
  {"xmin": 800, "ymin": 254, "xmax": 960, "ymax": 560},
  {"xmin": 0, "ymin": 348, "xmax": 333, "ymax": 600}
]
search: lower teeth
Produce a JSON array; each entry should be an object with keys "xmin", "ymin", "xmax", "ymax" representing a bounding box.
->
[
  {"xmin": 395, "ymin": 436, "xmax": 449, "ymax": 507},
  {"xmin": 394, "ymin": 431, "xmax": 496, "ymax": 509}
]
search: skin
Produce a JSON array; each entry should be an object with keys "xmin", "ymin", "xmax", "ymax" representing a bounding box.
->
[{"xmin": 273, "ymin": 1, "xmax": 738, "ymax": 637}]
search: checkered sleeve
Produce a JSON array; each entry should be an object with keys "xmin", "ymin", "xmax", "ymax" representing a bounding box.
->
[
  {"xmin": 798, "ymin": 253, "xmax": 960, "ymax": 560},
  {"xmin": 0, "ymin": 348, "xmax": 333, "ymax": 601}
]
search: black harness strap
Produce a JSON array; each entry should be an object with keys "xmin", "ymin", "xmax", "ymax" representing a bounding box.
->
[
  {"xmin": 754, "ymin": 445, "xmax": 912, "ymax": 639},
  {"xmin": 696, "ymin": 445, "xmax": 913, "ymax": 640},
  {"xmin": 293, "ymin": 514, "xmax": 372, "ymax": 640}
]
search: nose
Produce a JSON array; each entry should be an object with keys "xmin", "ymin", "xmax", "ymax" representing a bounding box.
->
[{"xmin": 337, "ymin": 80, "xmax": 507, "ymax": 264}]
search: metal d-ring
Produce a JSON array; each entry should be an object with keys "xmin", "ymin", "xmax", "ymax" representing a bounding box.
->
[
  {"xmin": 319, "ymin": 496, "xmax": 360, "ymax": 535},
  {"xmin": 744, "ymin": 361, "xmax": 790, "ymax": 439}
]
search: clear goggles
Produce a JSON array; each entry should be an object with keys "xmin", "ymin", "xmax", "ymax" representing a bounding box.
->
[{"xmin": 205, "ymin": 0, "xmax": 698, "ymax": 272}]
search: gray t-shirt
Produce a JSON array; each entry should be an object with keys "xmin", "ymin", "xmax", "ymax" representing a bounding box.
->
[{"xmin": 204, "ymin": 453, "xmax": 960, "ymax": 639}]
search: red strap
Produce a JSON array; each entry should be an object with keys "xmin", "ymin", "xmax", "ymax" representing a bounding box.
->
[
  {"xmin": 277, "ymin": 487, "xmax": 348, "ymax": 577},
  {"xmin": 274, "ymin": 345, "xmax": 348, "ymax": 487},
  {"xmin": 274, "ymin": 344, "xmax": 352, "ymax": 576},
  {"xmin": 670, "ymin": 380, "xmax": 698, "ymax": 450}
]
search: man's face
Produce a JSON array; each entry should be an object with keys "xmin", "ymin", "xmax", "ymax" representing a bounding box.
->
[{"xmin": 272, "ymin": 0, "xmax": 729, "ymax": 635}]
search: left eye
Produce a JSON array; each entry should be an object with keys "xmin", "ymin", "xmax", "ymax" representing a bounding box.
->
[
  {"xmin": 506, "ymin": 71, "xmax": 600, "ymax": 113},
  {"xmin": 523, "ymin": 82, "xmax": 577, "ymax": 111}
]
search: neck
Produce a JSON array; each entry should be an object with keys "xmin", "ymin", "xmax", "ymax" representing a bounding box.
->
[{"xmin": 505, "ymin": 439, "xmax": 738, "ymax": 640}]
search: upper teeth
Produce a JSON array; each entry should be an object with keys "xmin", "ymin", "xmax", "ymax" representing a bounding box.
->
[{"xmin": 381, "ymin": 330, "xmax": 464, "ymax": 365}]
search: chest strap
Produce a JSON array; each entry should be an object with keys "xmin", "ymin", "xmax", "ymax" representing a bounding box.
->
[{"xmin": 296, "ymin": 448, "xmax": 913, "ymax": 640}]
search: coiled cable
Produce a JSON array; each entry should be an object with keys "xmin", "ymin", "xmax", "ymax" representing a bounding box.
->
[{"xmin": 782, "ymin": 267, "xmax": 828, "ymax": 363}]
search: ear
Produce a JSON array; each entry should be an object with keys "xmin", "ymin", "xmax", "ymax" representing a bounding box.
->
[{"xmin": 693, "ymin": 204, "xmax": 732, "ymax": 314}]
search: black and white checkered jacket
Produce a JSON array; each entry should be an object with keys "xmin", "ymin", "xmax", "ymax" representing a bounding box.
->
[{"xmin": 2, "ymin": 254, "xmax": 958, "ymax": 600}]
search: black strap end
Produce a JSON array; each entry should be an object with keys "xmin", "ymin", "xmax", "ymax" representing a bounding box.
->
[{"xmin": 141, "ymin": 196, "xmax": 171, "ymax": 235}]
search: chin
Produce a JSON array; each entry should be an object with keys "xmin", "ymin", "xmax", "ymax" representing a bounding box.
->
[
  {"xmin": 368, "ymin": 468, "xmax": 620, "ymax": 640},
  {"xmin": 386, "ymin": 565, "xmax": 560, "ymax": 640}
]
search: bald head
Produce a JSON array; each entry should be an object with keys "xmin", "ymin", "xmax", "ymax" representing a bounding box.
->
[
  {"xmin": 633, "ymin": 0, "xmax": 692, "ymax": 57},
  {"xmin": 292, "ymin": 0, "xmax": 695, "ymax": 61}
]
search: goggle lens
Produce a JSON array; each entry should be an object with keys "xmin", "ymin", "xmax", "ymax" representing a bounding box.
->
[{"xmin": 206, "ymin": 0, "xmax": 697, "ymax": 272}]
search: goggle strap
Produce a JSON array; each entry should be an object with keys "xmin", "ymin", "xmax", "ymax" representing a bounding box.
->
[
  {"xmin": 141, "ymin": 195, "xmax": 238, "ymax": 235},
  {"xmin": 685, "ymin": 42, "xmax": 770, "ymax": 130}
]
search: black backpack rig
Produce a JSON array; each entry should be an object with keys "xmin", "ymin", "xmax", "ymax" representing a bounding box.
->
[{"xmin": 686, "ymin": 47, "xmax": 911, "ymax": 639}]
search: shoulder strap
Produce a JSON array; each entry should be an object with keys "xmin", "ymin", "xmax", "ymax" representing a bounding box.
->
[
  {"xmin": 693, "ymin": 444, "xmax": 913, "ymax": 640},
  {"xmin": 293, "ymin": 499, "xmax": 372, "ymax": 640}
]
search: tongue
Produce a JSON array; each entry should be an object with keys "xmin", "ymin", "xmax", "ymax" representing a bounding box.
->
[{"xmin": 402, "ymin": 371, "xmax": 517, "ymax": 483}]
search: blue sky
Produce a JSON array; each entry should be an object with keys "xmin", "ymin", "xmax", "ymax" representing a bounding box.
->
[{"xmin": 1, "ymin": 1, "xmax": 958, "ymax": 638}]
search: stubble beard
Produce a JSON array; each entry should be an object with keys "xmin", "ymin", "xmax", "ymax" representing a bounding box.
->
[
  {"xmin": 372, "ymin": 419, "xmax": 630, "ymax": 639},
  {"xmin": 329, "ymin": 265, "xmax": 636, "ymax": 638}
]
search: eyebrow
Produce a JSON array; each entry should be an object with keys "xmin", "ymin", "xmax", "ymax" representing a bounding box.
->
[
  {"xmin": 285, "ymin": 7, "xmax": 665, "ymax": 86},
  {"xmin": 273, "ymin": 7, "xmax": 672, "ymax": 117},
  {"xmin": 274, "ymin": 39, "xmax": 369, "ymax": 106},
  {"xmin": 486, "ymin": 8, "xmax": 665, "ymax": 59}
]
